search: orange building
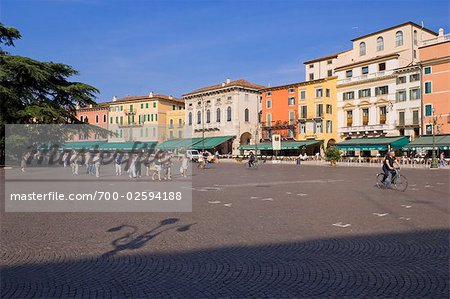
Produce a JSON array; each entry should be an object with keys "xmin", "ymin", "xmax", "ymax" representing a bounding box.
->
[
  {"xmin": 261, "ymin": 84, "xmax": 299, "ymax": 140},
  {"xmin": 419, "ymin": 29, "xmax": 450, "ymax": 135},
  {"xmin": 74, "ymin": 103, "xmax": 109, "ymax": 141}
]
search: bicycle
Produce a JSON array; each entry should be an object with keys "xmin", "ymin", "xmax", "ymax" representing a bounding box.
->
[
  {"xmin": 376, "ymin": 168, "xmax": 408, "ymax": 192},
  {"xmin": 247, "ymin": 158, "xmax": 265, "ymax": 169}
]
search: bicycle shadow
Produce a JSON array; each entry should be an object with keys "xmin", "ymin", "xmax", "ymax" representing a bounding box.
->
[{"xmin": 101, "ymin": 218, "xmax": 196, "ymax": 258}]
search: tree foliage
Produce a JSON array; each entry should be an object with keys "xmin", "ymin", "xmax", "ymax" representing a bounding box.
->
[
  {"xmin": 325, "ymin": 146, "xmax": 342, "ymax": 164},
  {"xmin": 0, "ymin": 23, "xmax": 99, "ymax": 165}
]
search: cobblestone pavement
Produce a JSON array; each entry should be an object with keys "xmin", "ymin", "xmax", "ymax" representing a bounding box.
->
[{"xmin": 1, "ymin": 163, "xmax": 449, "ymax": 298}]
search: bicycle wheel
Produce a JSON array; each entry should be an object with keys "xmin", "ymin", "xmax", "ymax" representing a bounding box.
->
[
  {"xmin": 376, "ymin": 173, "xmax": 385, "ymax": 188},
  {"xmin": 394, "ymin": 175, "xmax": 408, "ymax": 192}
]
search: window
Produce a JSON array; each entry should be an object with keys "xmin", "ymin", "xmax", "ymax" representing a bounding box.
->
[
  {"xmin": 151, "ymin": 114, "xmax": 154, "ymax": 122},
  {"xmin": 300, "ymin": 90, "xmax": 306, "ymax": 100},
  {"xmin": 413, "ymin": 30, "xmax": 418, "ymax": 45},
  {"xmin": 378, "ymin": 63, "xmax": 386, "ymax": 71},
  {"xmin": 359, "ymin": 88, "xmax": 371, "ymax": 98},
  {"xmin": 141, "ymin": 103, "xmax": 144, "ymax": 109},
  {"xmin": 188, "ymin": 112, "xmax": 192, "ymax": 125},
  {"xmin": 178, "ymin": 130, "xmax": 182, "ymax": 139},
  {"xmin": 397, "ymin": 90, "xmax": 407, "ymax": 102},
  {"xmin": 288, "ymin": 97, "xmax": 295, "ymax": 105},
  {"xmin": 324, "ymin": 69, "xmax": 332, "ymax": 77},
  {"xmin": 424, "ymin": 67, "xmax": 431, "ymax": 74},
  {"xmin": 413, "ymin": 110, "xmax": 419, "ymax": 124},
  {"xmin": 359, "ymin": 42, "xmax": 366, "ymax": 56},
  {"xmin": 327, "ymin": 60, "xmax": 332, "ymax": 65},
  {"xmin": 266, "ymin": 113, "xmax": 272, "ymax": 126},
  {"xmin": 288, "ymin": 88, "xmax": 295, "ymax": 93},
  {"xmin": 424, "ymin": 104, "xmax": 433, "ymax": 117},
  {"xmin": 110, "ymin": 117, "xmax": 113, "ymax": 124},
  {"xmin": 326, "ymin": 89, "xmax": 330, "ymax": 97},
  {"xmin": 227, "ymin": 106, "xmax": 232, "ymax": 122},
  {"xmin": 216, "ymin": 108, "xmax": 221, "ymax": 122},
  {"xmin": 299, "ymin": 122, "xmax": 306, "ymax": 134},
  {"xmin": 377, "ymin": 36, "xmax": 384, "ymax": 51},
  {"xmin": 146, "ymin": 103, "xmax": 149, "ymax": 108},
  {"xmin": 375, "ymin": 86, "xmax": 388, "ymax": 96},
  {"xmin": 398, "ymin": 111, "xmax": 405, "ymax": 125},
  {"xmin": 397, "ymin": 76, "xmax": 406, "ymax": 84},
  {"xmin": 326, "ymin": 104, "xmax": 332, "ymax": 114},
  {"xmin": 266, "ymin": 100, "xmax": 272, "ymax": 109},
  {"xmin": 300, "ymin": 106, "xmax": 307, "ymax": 118},
  {"xmin": 346, "ymin": 110, "xmax": 353, "ymax": 126},
  {"xmin": 426, "ymin": 124, "xmax": 433, "ymax": 135},
  {"xmin": 410, "ymin": 74, "xmax": 420, "ymax": 82},
  {"xmin": 410, "ymin": 88, "xmax": 421, "ymax": 100},
  {"xmin": 289, "ymin": 111, "xmax": 296, "ymax": 125},
  {"xmin": 169, "ymin": 119, "xmax": 174, "ymax": 128},
  {"xmin": 95, "ymin": 115, "xmax": 99, "ymax": 123},
  {"xmin": 326, "ymin": 120, "xmax": 332, "ymax": 133},
  {"xmin": 424, "ymin": 82, "xmax": 432, "ymax": 94},
  {"xmin": 244, "ymin": 108, "xmax": 249, "ymax": 122},
  {"xmin": 315, "ymin": 121, "xmax": 323, "ymax": 133},
  {"xmin": 413, "ymin": 50, "xmax": 417, "ymax": 59},
  {"xmin": 188, "ymin": 103, "xmax": 192, "ymax": 107},
  {"xmin": 309, "ymin": 73, "xmax": 314, "ymax": 80},
  {"xmin": 346, "ymin": 70, "xmax": 353, "ymax": 78},
  {"xmin": 309, "ymin": 64, "xmax": 314, "ymax": 68},
  {"xmin": 316, "ymin": 104, "xmax": 323, "ymax": 117},
  {"xmin": 129, "ymin": 104, "xmax": 133, "ymax": 112},
  {"xmin": 206, "ymin": 109, "xmax": 211, "ymax": 123},
  {"xmin": 197, "ymin": 111, "xmax": 201, "ymax": 124},
  {"xmin": 396, "ymin": 31, "xmax": 403, "ymax": 47},
  {"xmin": 266, "ymin": 91, "xmax": 271, "ymax": 97},
  {"xmin": 379, "ymin": 106, "xmax": 387, "ymax": 124},
  {"xmin": 316, "ymin": 88, "xmax": 323, "ymax": 98},
  {"xmin": 343, "ymin": 91, "xmax": 355, "ymax": 100},
  {"xmin": 227, "ymin": 96, "xmax": 232, "ymax": 102},
  {"xmin": 172, "ymin": 105, "xmax": 176, "ymax": 110},
  {"xmin": 362, "ymin": 108, "xmax": 369, "ymax": 125},
  {"xmin": 120, "ymin": 116, "xmax": 123, "ymax": 124},
  {"xmin": 153, "ymin": 102, "xmax": 156, "ymax": 108},
  {"xmin": 362, "ymin": 66, "xmax": 369, "ymax": 75}
]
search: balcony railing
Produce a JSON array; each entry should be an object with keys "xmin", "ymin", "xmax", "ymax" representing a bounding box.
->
[
  {"xmin": 340, "ymin": 124, "xmax": 389, "ymax": 133},
  {"xmin": 124, "ymin": 109, "xmax": 136, "ymax": 115},
  {"xmin": 338, "ymin": 70, "xmax": 394, "ymax": 85},
  {"xmin": 396, "ymin": 119, "xmax": 420, "ymax": 127}
]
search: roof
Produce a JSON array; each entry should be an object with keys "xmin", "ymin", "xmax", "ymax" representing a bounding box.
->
[
  {"xmin": 260, "ymin": 77, "xmax": 336, "ymax": 92},
  {"xmin": 351, "ymin": 21, "xmax": 438, "ymax": 42},
  {"xmin": 334, "ymin": 53, "xmax": 399, "ymax": 71},
  {"xmin": 183, "ymin": 79, "xmax": 265, "ymax": 97},
  {"xmin": 108, "ymin": 94, "xmax": 183, "ymax": 105},
  {"xmin": 303, "ymin": 50, "xmax": 350, "ymax": 65}
]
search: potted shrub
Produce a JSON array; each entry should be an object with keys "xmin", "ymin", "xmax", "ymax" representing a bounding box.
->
[{"xmin": 325, "ymin": 146, "xmax": 341, "ymax": 166}]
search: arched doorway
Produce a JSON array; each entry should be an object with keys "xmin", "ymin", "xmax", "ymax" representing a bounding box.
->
[
  {"xmin": 240, "ymin": 132, "xmax": 252, "ymax": 146},
  {"xmin": 327, "ymin": 138, "xmax": 336, "ymax": 148}
]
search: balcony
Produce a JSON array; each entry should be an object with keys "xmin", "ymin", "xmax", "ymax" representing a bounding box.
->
[
  {"xmin": 340, "ymin": 124, "xmax": 389, "ymax": 133},
  {"xmin": 338, "ymin": 70, "xmax": 394, "ymax": 85},
  {"xmin": 124, "ymin": 109, "xmax": 136, "ymax": 115},
  {"xmin": 193, "ymin": 123, "xmax": 220, "ymax": 132},
  {"xmin": 262, "ymin": 120, "xmax": 297, "ymax": 129},
  {"xmin": 395, "ymin": 119, "xmax": 420, "ymax": 128},
  {"xmin": 118, "ymin": 122, "xmax": 143, "ymax": 128}
]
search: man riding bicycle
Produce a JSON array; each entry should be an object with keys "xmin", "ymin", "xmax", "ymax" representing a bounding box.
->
[
  {"xmin": 248, "ymin": 151, "xmax": 256, "ymax": 168},
  {"xmin": 381, "ymin": 150, "xmax": 399, "ymax": 188}
]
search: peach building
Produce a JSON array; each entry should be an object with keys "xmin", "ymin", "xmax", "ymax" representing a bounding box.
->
[
  {"xmin": 419, "ymin": 29, "xmax": 450, "ymax": 135},
  {"xmin": 74, "ymin": 104, "xmax": 109, "ymax": 141}
]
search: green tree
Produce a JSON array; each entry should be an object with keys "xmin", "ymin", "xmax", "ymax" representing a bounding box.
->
[
  {"xmin": 325, "ymin": 146, "xmax": 341, "ymax": 166},
  {"xmin": 0, "ymin": 23, "xmax": 99, "ymax": 165}
]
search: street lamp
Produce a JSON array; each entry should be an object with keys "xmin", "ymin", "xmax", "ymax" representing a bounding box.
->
[{"xmin": 430, "ymin": 108, "xmax": 440, "ymax": 169}]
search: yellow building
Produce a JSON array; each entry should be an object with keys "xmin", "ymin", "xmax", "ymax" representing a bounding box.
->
[
  {"xmin": 166, "ymin": 109, "xmax": 185, "ymax": 140},
  {"xmin": 297, "ymin": 77, "xmax": 338, "ymax": 148},
  {"xmin": 107, "ymin": 93, "xmax": 184, "ymax": 143}
]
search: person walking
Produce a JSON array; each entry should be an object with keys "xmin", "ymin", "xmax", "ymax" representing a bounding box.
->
[
  {"xmin": 152, "ymin": 154, "xmax": 162, "ymax": 181},
  {"xmin": 128, "ymin": 154, "xmax": 137, "ymax": 179},
  {"xmin": 94, "ymin": 153, "xmax": 102, "ymax": 178},
  {"xmin": 135, "ymin": 153, "xmax": 142, "ymax": 178},
  {"xmin": 114, "ymin": 153, "xmax": 122, "ymax": 176},
  {"xmin": 70, "ymin": 150, "xmax": 79, "ymax": 175},
  {"xmin": 439, "ymin": 152, "xmax": 446, "ymax": 167},
  {"xmin": 20, "ymin": 153, "xmax": 28, "ymax": 172},
  {"xmin": 180, "ymin": 153, "xmax": 189, "ymax": 178}
]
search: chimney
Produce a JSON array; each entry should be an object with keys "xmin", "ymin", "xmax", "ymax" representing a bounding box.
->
[
  {"xmin": 112, "ymin": 96, "xmax": 117, "ymax": 102},
  {"xmin": 226, "ymin": 78, "xmax": 231, "ymax": 84},
  {"xmin": 89, "ymin": 104, "xmax": 93, "ymax": 108},
  {"xmin": 169, "ymin": 95, "xmax": 173, "ymax": 99},
  {"xmin": 149, "ymin": 92, "xmax": 154, "ymax": 98},
  {"xmin": 221, "ymin": 83, "xmax": 225, "ymax": 87},
  {"xmin": 438, "ymin": 28, "xmax": 444, "ymax": 36}
]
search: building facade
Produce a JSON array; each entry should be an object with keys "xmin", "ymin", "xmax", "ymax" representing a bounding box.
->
[
  {"xmin": 166, "ymin": 109, "xmax": 186, "ymax": 140},
  {"xmin": 107, "ymin": 93, "xmax": 184, "ymax": 143},
  {"xmin": 183, "ymin": 79, "xmax": 264, "ymax": 155},
  {"xmin": 303, "ymin": 51, "xmax": 348, "ymax": 81},
  {"xmin": 74, "ymin": 104, "xmax": 109, "ymax": 141},
  {"xmin": 332, "ymin": 22, "xmax": 437, "ymax": 140},
  {"xmin": 419, "ymin": 29, "xmax": 450, "ymax": 135}
]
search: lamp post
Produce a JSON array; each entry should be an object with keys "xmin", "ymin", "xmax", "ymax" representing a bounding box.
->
[{"xmin": 430, "ymin": 108, "xmax": 439, "ymax": 169}]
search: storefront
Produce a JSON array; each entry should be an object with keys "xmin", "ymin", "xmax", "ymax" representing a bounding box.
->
[
  {"xmin": 402, "ymin": 135, "xmax": 450, "ymax": 157},
  {"xmin": 336, "ymin": 136, "xmax": 410, "ymax": 157},
  {"xmin": 238, "ymin": 140, "xmax": 322, "ymax": 156}
]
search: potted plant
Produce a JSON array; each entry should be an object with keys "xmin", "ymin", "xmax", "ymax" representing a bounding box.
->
[{"xmin": 325, "ymin": 146, "xmax": 341, "ymax": 166}]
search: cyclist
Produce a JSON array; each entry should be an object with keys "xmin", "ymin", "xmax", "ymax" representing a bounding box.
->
[
  {"xmin": 248, "ymin": 151, "xmax": 256, "ymax": 168},
  {"xmin": 381, "ymin": 150, "xmax": 399, "ymax": 188}
]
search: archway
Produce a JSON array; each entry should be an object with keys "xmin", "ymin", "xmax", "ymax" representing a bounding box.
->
[
  {"xmin": 327, "ymin": 139, "xmax": 336, "ymax": 148},
  {"xmin": 240, "ymin": 132, "xmax": 252, "ymax": 146}
]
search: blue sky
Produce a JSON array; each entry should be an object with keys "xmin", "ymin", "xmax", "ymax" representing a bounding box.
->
[{"xmin": 2, "ymin": 0, "xmax": 449, "ymax": 102}]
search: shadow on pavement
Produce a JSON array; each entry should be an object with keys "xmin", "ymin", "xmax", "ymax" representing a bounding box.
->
[{"xmin": 1, "ymin": 229, "xmax": 448, "ymax": 298}]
